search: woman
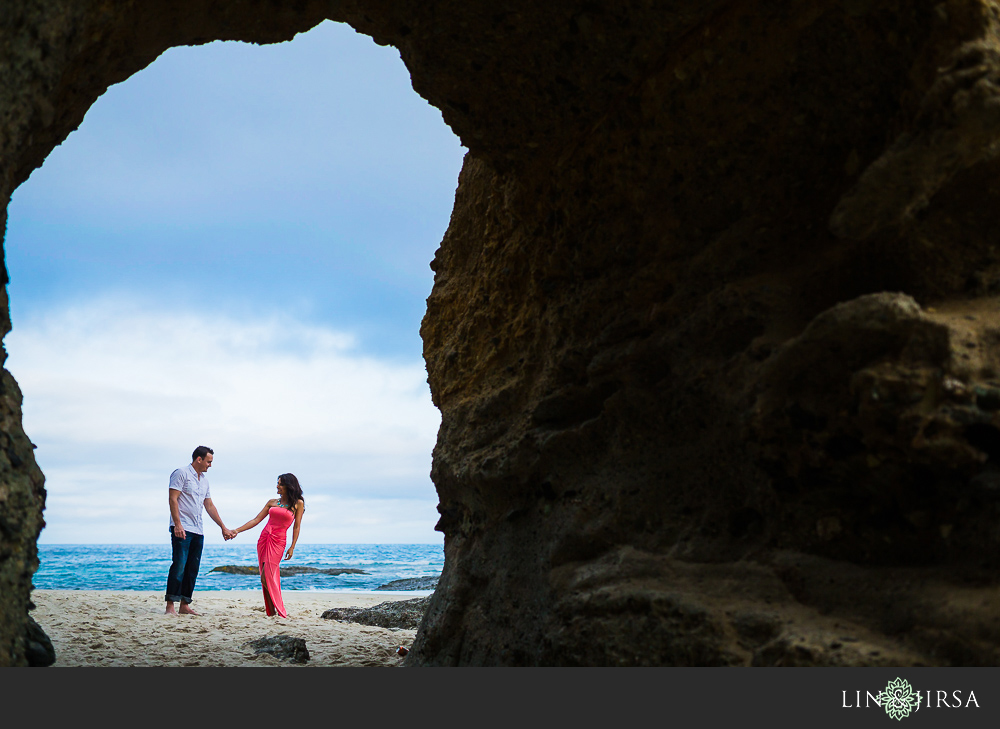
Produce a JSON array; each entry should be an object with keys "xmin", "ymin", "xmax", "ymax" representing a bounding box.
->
[{"xmin": 233, "ymin": 473, "xmax": 305, "ymax": 618}]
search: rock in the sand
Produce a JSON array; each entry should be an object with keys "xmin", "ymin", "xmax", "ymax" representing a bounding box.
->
[
  {"xmin": 376, "ymin": 575, "xmax": 439, "ymax": 591},
  {"xmin": 243, "ymin": 635, "xmax": 309, "ymax": 664},
  {"xmin": 210, "ymin": 565, "xmax": 367, "ymax": 577},
  {"xmin": 321, "ymin": 596, "xmax": 432, "ymax": 630},
  {"xmin": 25, "ymin": 615, "xmax": 55, "ymax": 667}
]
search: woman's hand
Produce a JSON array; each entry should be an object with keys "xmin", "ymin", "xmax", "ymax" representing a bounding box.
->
[{"xmin": 284, "ymin": 547, "xmax": 294, "ymax": 561}]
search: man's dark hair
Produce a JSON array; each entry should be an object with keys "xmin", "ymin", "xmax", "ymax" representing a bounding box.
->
[{"xmin": 192, "ymin": 446, "xmax": 214, "ymax": 461}]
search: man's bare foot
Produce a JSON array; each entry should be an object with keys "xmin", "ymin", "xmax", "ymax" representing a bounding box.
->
[
  {"xmin": 178, "ymin": 605, "xmax": 200, "ymax": 615},
  {"xmin": 165, "ymin": 601, "xmax": 178, "ymax": 615}
]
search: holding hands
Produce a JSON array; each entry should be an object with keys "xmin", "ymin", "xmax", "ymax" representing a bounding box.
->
[{"xmin": 223, "ymin": 527, "xmax": 238, "ymax": 541}]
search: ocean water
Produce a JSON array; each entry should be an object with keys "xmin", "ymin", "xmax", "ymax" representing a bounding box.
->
[{"xmin": 33, "ymin": 543, "xmax": 444, "ymax": 592}]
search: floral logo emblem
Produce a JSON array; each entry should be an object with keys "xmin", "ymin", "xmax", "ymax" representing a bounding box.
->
[{"xmin": 877, "ymin": 678, "xmax": 922, "ymax": 720}]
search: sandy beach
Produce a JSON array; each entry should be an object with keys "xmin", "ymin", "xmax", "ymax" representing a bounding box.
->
[{"xmin": 30, "ymin": 590, "xmax": 422, "ymax": 667}]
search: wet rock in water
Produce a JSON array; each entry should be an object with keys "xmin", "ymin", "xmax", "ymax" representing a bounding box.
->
[
  {"xmin": 210, "ymin": 565, "xmax": 367, "ymax": 577},
  {"xmin": 244, "ymin": 635, "xmax": 309, "ymax": 664},
  {"xmin": 376, "ymin": 576, "xmax": 439, "ymax": 591},
  {"xmin": 25, "ymin": 615, "xmax": 55, "ymax": 667},
  {"xmin": 322, "ymin": 597, "xmax": 432, "ymax": 630},
  {"xmin": 211, "ymin": 565, "xmax": 259, "ymax": 575}
]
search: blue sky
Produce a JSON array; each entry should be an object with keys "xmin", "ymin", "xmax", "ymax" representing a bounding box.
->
[{"xmin": 3, "ymin": 20, "xmax": 466, "ymax": 544}]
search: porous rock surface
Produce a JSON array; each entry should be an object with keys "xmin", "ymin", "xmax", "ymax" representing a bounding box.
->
[{"xmin": 4, "ymin": 1, "xmax": 1000, "ymax": 666}]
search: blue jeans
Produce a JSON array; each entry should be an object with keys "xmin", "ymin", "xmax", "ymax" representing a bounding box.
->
[{"xmin": 165, "ymin": 528, "xmax": 204, "ymax": 604}]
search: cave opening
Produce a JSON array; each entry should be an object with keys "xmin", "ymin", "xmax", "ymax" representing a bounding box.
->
[{"xmin": 3, "ymin": 20, "xmax": 464, "ymax": 549}]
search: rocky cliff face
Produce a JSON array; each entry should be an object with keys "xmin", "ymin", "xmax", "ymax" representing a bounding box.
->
[{"xmin": 4, "ymin": 0, "xmax": 1000, "ymax": 666}]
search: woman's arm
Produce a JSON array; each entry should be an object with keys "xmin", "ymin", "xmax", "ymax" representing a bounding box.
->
[
  {"xmin": 285, "ymin": 500, "xmax": 305, "ymax": 560},
  {"xmin": 234, "ymin": 501, "xmax": 275, "ymax": 535}
]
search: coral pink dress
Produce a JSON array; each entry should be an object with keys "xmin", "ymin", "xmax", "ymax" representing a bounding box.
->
[{"xmin": 257, "ymin": 504, "xmax": 295, "ymax": 617}]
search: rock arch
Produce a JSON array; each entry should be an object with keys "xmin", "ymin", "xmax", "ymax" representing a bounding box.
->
[{"xmin": 5, "ymin": 0, "xmax": 1000, "ymax": 665}]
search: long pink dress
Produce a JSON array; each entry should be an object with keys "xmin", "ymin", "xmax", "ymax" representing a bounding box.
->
[{"xmin": 257, "ymin": 505, "xmax": 295, "ymax": 617}]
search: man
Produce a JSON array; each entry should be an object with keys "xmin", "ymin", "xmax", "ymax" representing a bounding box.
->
[{"xmin": 165, "ymin": 446, "xmax": 237, "ymax": 615}]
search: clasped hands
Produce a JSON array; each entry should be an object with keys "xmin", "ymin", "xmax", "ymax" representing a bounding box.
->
[{"xmin": 222, "ymin": 527, "xmax": 238, "ymax": 541}]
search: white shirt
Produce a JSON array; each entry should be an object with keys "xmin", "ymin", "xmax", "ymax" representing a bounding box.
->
[{"xmin": 168, "ymin": 464, "xmax": 212, "ymax": 535}]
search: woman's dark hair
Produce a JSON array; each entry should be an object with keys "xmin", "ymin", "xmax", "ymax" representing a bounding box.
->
[{"xmin": 278, "ymin": 473, "xmax": 304, "ymax": 508}]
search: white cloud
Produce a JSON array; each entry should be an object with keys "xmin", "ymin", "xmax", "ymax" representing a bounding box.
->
[{"xmin": 5, "ymin": 297, "xmax": 443, "ymax": 544}]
